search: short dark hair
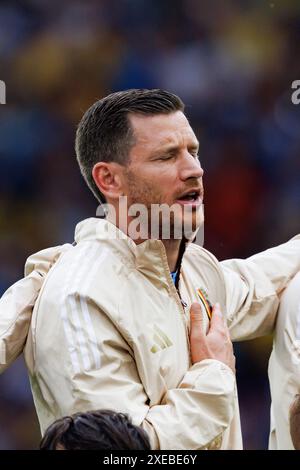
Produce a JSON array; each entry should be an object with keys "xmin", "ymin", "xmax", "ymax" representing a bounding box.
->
[
  {"xmin": 75, "ymin": 89, "xmax": 184, "ymax": 202},
  {"xmin": 39, "ymin": 409, "xmax": 151, "ymax": 450}
]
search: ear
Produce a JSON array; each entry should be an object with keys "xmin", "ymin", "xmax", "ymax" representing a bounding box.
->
[{"xmin": 92, "ymin": 162, "xmax": 124, "ymax": 201}]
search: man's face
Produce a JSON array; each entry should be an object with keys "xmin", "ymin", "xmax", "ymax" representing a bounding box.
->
[{"xmin": 121, "ymin": 111, "xmax": 204, "ymax": 239}]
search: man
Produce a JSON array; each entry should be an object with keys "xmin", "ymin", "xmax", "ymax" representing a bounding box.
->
[
  {"xmin": 39, "ymin": 409, "xmax": 151, "ymax": 450},
  {"xmin": 268, "ymin": 272, "xmax": 300, "ymax": 449},
  {"xmin": 1, "ymin": 89, "xmax": 300, "ymax": 450}
]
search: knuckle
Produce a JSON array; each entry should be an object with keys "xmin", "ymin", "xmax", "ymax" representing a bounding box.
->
[
  {"xmin": 220, "ymin": 330, "xmax": 229, "ymax": 341},
  {"xmin": 214, "ymin": 324, "xmax": 225, "ymax": 336},
  {"xmin": 190, "ymin": 313, "xmax": 203, "ymax": 324}
]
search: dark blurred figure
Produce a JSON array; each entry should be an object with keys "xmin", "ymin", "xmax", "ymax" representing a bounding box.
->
[
  {"xmin": 290, "ymin": 395, "xmax": 300, "ymax": 450},
  {"xmin": 40, "ymin": 409, "xmax": 151, "ymax": 450}
]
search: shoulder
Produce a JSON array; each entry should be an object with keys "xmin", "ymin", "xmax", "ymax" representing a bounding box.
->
[
  {"xmin": 184, "ymin": 243, "xmax": 223, "ymax": 273},
  {"xmin": 38, "ymin": 240, "xmax": 126, "ymax": 313},
  {"xmin": 277, "ymin": 271, "xmax": 300, "ymax": 328}
]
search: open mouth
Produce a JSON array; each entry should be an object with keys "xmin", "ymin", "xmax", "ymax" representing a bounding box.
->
[{"xmin": 176, "ymin": 189, "xmax": 203, "ymax": 205}]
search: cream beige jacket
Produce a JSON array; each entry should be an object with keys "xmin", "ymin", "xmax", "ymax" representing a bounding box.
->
[
  {"xmin": 268, "ymin": 271, "xmax": 300, "ymax": 449},
  {"xmin": 1, "ymin": 218, "xmax": 300, "ymax": 449}
]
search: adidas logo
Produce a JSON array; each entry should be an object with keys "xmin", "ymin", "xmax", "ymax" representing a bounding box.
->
[{"xmin": 150, "ymin": 324, "xmax": 173, "ymax": 353}]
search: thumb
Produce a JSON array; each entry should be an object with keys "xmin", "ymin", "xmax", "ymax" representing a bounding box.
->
[{"xmin": 190, "ymin": 302, "xmax": 204, "ymax": 337}]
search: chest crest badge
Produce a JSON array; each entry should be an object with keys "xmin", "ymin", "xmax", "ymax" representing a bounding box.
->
[{"xmin": 197, "ymin": 288, "xmax": 213, "ymax": 321}]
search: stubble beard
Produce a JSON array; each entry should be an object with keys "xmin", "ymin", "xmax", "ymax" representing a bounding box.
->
[{"xmin": 124, "ymin": 169, "xmax": 194, "ymax": 241}]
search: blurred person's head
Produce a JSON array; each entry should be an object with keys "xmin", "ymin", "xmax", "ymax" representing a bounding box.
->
[
  {"xmin": 39, "ymin": 409, "xmax": 151, "ymax": 450},
  {"xmin": 75, "ymin": 89, "xmax": 204, "ymax": 241},
  {"xmin": 290, "ymin": 394, "xmax": 300, "ymax": 450}
]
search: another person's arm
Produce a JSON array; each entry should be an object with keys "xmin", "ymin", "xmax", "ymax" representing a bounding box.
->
[
  {"xmin": 220, "ymin": 235, "xmax": 300, "ymax": 340},
  {"xmin": 0, "ymin": 244, "xmax": 70, "ymax": 372}
]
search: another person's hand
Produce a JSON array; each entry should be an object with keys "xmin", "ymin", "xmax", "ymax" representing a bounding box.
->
[
  {"xmin": 289, "ymin": 394, "xmax": 300, "ymax": 450},
  {"xmin": 190, "ymin": 302, "xmax": 236, "ymax": 373}
]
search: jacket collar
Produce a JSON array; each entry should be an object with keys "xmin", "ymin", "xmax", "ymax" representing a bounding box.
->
[{"xmin": 74, "ymin": 218, "xmax": 189, "ymax": 288}]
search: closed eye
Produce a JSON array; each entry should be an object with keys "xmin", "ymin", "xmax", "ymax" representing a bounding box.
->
[
  {"xmin": 189, "ymin": 147, "xmax": 199, "ymax": 157},
  {"xmin": 158, "ymin": 153, "xmax": 176, "ymax": 161}
]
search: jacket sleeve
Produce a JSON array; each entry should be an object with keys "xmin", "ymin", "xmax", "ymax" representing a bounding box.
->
[
  {"xmin": 142, "ymin": 360, "xmax": 236, "ymax": 449},
  {"xmin": 220, "ymin": 235, "xmax": 300, "ymax": 341},
  {"xmin": 53, "ymin": 298, "xmax": 236, "ymax": 450},
  {"xmin": 0, "ymin": 244, "xmax": 71, "ymax": 372}
]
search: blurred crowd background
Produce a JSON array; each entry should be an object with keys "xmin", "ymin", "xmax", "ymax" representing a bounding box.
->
[{"xmin": 0, "ymin": 0, "xmax": 300, "ymax": 449}]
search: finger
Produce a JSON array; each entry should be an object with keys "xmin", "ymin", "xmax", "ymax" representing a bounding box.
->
[
  {"xmin": 209, "ymin": 303, "xmax": 231, "ymax": 342},
  {"xmin": 190, "ymin": 302, "xmax": 204, "ymax": 338},
  {"xmin": 209, "ymin": 303, "xmax": 224, "ymax": 330}
]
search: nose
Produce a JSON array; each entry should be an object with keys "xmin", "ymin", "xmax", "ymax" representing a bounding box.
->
[{"xmin": 179, "ymin": 152, "xmax": 204, "ymax": 181}]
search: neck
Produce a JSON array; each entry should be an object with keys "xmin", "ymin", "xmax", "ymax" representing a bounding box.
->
[{"xmin": 161, "ymin": 239, "xmax": 181, "ymax": 272}]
